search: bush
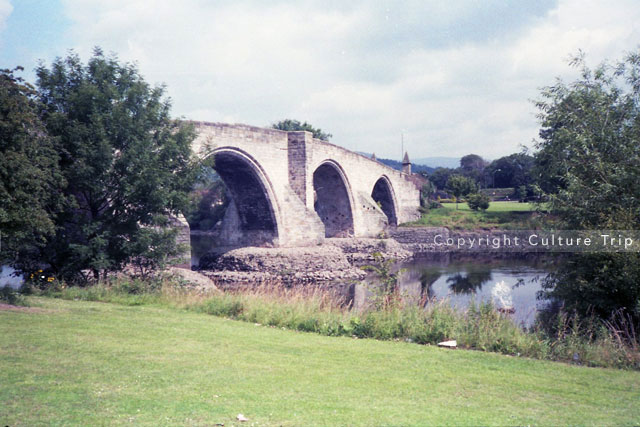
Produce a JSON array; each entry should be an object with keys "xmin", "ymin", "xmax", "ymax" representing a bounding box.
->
[
  {"xmin": 0, "ymin": 286, "xmax": 27, "ymax": 306},
  {"xmin": 466, "ymin": 193, "xmax": 490, "ymax": 210}
]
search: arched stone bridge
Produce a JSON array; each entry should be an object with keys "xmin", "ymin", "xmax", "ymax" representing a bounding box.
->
[{"xmin": 192, "ymin": 122, "xmax": 421, "ymax": 247}]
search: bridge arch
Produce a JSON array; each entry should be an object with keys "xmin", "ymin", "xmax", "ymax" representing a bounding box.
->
[
  {"xmin": 312, "ymin": 160, "xmax": 355, "ymax": 237},
  {"xmin": 371, "ymin": 175, "xmax": 398, "ymax": 226},
  {"xmin": 208, "ymin": 147, "xmax": 281, "ymax": 245}
]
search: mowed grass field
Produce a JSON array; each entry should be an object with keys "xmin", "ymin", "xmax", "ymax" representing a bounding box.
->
[
  {"xmin": 443, "ymin": 201, "xmax": 537, "ymax": 212},
  {"xmin": 1, "ymin": 298, "xmax": 639, "ymax": 426},
  {"xmin": 408, "ymin": 201, "xmax": 549, "ymax": 229}
]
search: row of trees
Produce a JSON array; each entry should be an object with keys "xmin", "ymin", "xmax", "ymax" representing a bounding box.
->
[
  {"xmin": 1, "ymin": 49, "xmax": 201, "ymax": 283},
  {"xmin": 427, "ymin": 152, "xmax": 536, "ymax": 199}
]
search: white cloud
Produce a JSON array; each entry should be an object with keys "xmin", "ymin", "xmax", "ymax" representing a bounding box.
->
[
  {"xmin": 0, "ymin": 0, "xmax": 12, "ymax": 32},
  {"xmin": 57, "ymin": 0, "xmax": 640, "ymax": 160}
]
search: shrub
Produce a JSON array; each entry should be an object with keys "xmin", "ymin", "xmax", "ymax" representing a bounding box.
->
[
  {"xmin": 467, "ymin": 193, "xmax": 490, "ymax": 211},
  {"xmin": 0, "ymin": 286, "xmax": 27, "ymax": 306}
]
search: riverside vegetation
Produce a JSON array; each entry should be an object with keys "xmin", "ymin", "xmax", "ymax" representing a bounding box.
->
[
  {"xmin": 6, "ymin": 267, "xmax": 638, "ymax": 371},
  {"xmin": 408, "ymin": 201, "xmax": 550, "ymax": 230}
]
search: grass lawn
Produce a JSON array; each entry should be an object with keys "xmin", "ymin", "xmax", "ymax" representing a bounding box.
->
[
  {"xmin": 407, "ymin": 201, "xmax": 550, "ymax": 230},
  {"xmin": 2, "ymin": 298, "xmax": 639, "ymax": 426},
  {"xmin": 443, "ymin": 201, "xmax": 537, "ymax": 212}
]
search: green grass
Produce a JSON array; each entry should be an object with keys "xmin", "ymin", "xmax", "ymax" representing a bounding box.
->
[
  {"xmin": 445, "ymin": 201, "xmax": 537, "ymax": 212},
  {"xmin": 408, "ymin": 201, "xmax": 550, "ymax": 230},
  {"xmin": 36, "ymin": 280, "xmax": 640, "ymax": 370},
  {"xmin": 2, "ymin": 298, "xmax": 639, "ymax": 426}
]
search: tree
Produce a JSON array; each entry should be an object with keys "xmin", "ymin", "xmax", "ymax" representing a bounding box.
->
[
  {"xmin": 466, "ymin": 193, "xmax": 490, "ymax": 211},
  {"xmin": 419, "ymin": 180, "xmax": 435, "ymax": 208},
  {"xmin": 428, "ymin": 167, "xmax": 454, "ymax": 190},
  {"xmin": 0, "ymin": 67, "xmax": 64, "ymax": 269},
  {"xmin": 459, "ymin": 154, "xmax": 486, "ymax": 186},
  {"xmin": 445, "ymin": 175, "xmax": 476, "ymax": 210},
  {"xmin": 535, "ymin": 50, "xmax": 640, "ymax": 323},
  {"xmin": 271, "ymin": 119, "xmax": 332, "ymax": 141},
  {"xmin": 460, "ymin": 154, "xmax": 485, "ymax": 172},
  {"xmin": 185, "ymin": 171, "xmax": 228, "ymax": 231},
  {"xmin": 35, "ymin": 49, "xmax": 198, "ymax": 282},
  {"xmin": 486, "ymin": 153, "xmax": 534, "ymax": 189}
]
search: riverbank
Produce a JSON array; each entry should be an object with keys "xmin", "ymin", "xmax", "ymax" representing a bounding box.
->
[
  {"xmin": 20, "ymin": 277, "xmax": 639, "ymax": 370},
  {"xmin": 196, "ymin": 237, "xmax": 412, "ymax": 286},
  {"xmin": 193, "ymin": 227, "xmax": 551, "ymax": 287}
]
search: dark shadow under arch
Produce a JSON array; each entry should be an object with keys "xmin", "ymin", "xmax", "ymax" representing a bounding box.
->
[
  {"xmin": 213, "ymin": 150, "xmax": 278, "ymax": 244},
  {"xmin": 371, "ymin": 177, "xmax": 397, "ymax": 226},
  {"xmin": 313, "ymin": 162, "xmax": 354, "ymax": 237}
]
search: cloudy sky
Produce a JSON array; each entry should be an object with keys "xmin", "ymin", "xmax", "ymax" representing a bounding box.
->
[{"xmin": 1, "ymin": 0, "xmax": 639, "ymax": 161}]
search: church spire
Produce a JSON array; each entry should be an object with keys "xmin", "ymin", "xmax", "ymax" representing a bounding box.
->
[{"xmin": 402, "ymin": 151, "xmax": 411, "ymax": 174}]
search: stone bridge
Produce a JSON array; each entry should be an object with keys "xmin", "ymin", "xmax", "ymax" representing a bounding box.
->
[{"xmin": 191, "ymin": 122, "xmax": 421, "ymax": 247}]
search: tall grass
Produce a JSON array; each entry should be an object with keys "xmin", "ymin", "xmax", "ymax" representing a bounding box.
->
[{"xmin": 38, "ymin": 277, "xmax": 639, "ymax": 370}]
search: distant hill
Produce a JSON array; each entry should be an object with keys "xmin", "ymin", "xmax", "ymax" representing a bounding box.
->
[
  {"xmin": 411, "ymin": 157, "xmax": 460, "ymax": 169},
  {"xmin": 357, "ymin": 152, "xmax": 434, "ymax": 174}
]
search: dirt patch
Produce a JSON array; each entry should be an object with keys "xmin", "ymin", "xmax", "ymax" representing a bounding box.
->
[{"xmin": 0, "ymin": 303, "xmax": 45, "ymax": 313}]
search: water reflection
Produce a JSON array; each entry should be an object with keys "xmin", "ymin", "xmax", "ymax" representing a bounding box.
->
[
  {"xmin": 365, "ymin": 254, "xmax": 550, "ymax": 328},
  {"xmin": 190, "ymin": 232, "xmax": 550, "ymax": 328},
  {"xmin": 446, "ymin": 269, "xmax": 493, "ymax": 294}
]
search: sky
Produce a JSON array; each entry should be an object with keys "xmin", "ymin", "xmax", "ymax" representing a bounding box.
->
[{"xmin": 1, "ymin": 0, "xmax": 639, "ymax": 161}]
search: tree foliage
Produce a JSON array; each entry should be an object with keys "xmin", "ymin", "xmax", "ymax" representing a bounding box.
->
[
  {"xmin": 185, "ymin": 172, "xmax": 228, "ymax": 231},
  {"xmin": 419, "ymin": 181, "xmax": 435, "ymax": 207},
  {"xmin": 0, "ymin": 67, "xmax": 64, "ymax": 266},
  {"xmin": 34, "ymin": 49, "xmax": 198, "ymax": 282},
  {"xmin": 535, "ymin": 50, "xmax": 640, "ymax": 323},
  {"xmin": 271, "ymin": 119, "xmax": 332, "ymax": 141},
  {"xmin": 459, "ymin": 154, "xmax": 485, "ymax": 183},
  {"xmin": 428, "ymin": 167, "xmax": 454, "ymax": 190},
  {"xmin": 445, "ymin": 175, "xmax": 476, "ymax": 210},
  {"xmin": 486, "ymin": 153, "xmax": 535, "ymax": 189},
  {"xmin": 466, "ymin": 193, "xmax": 490, "ymax": 211},
  {"xmin": 460, "ymin": 154, "xmax": 485, "ymax": 172}
]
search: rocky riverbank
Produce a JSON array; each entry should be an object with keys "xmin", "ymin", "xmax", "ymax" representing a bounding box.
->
[
  {"xmin": 197, "ymin": 237, "xmax": 415, "ymax": 287},
  {"xmin": 195, "ymin": 227, "xmax": 543, "ymax": 287}
]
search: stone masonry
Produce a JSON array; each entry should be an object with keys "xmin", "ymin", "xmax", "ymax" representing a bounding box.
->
[{"xmin": 191, "ymin": 122, "xmax": 421, "ymax": 248}]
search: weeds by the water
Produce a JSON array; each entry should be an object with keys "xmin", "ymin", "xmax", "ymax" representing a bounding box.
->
[{"xmin": 35, "ymin": 275, "xmax": 640, "ymax": 370}]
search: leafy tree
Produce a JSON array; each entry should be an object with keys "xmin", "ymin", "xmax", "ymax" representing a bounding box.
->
[
  {"xmin": 445, "ymin": 175, "xmax": 476, "ymax": 210},
  {"xmin": 419, "ymin": 180, "xmax": 435, "ymax": 207},
  {"xmin": 0, "ymin": 67, "xmax": 64, "ymax": 269},
  {"xmin": 535, "ymin": 50, "xmax": 640, "ymax": 323},
  {"xmin": 185, "ymin": 171, "xmax": 229, "ymax": 231},
  {"xmin": 271, "ymin": 119, "xmax": 332, "ymax": 141},
  {"xmin": 466, "ymin": 193, "xmax": 490, "ymax": 211},
  {"xmin": 459, "ymin": 154, "xmax": 487, "ymax": 186},
  {"xmin": 428, "ymin": 167, "xmax": 454, "ymax": 190},
  {"xmin": 361, "ymin": 252, "xmax": 404, "ymax": 310},
  {"xmin": 486, "ymin": 153, "xmax": 534, "ymax": 189},
  {"xmin": 35, "ymin": 49, "xmax": 198, "ymax": 282},
  {"xmin": 460, "ymin": 154, "xmax": 485, "ymax": 172}
]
